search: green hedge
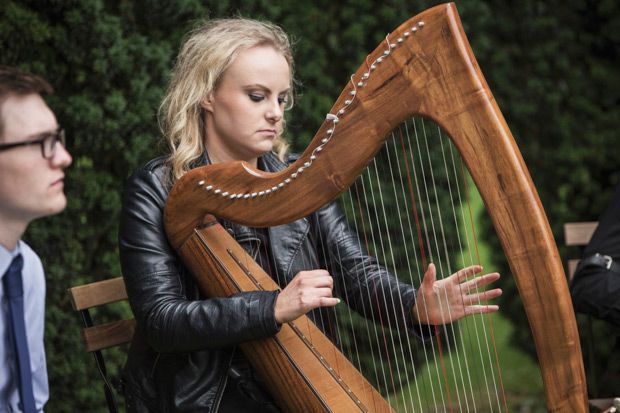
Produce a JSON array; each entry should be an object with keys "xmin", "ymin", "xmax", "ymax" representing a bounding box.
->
[{"xmin": 2, "ymin": 0, "xmax": 618, "ymax": 410}]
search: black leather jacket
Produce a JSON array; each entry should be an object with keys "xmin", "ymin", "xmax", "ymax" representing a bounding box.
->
[{"xmin": 118, "ymin": 151, "xmax": 430, "ymax": 412}]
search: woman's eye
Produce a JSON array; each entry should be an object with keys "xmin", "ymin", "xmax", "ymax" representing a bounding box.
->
[
  {"xmin": 249, "ymin": 94, "xmax": 264, "ymax": 102},
  {"xmin": 278, "ymin": 97, "xmax": 287, "ymax": 105}
]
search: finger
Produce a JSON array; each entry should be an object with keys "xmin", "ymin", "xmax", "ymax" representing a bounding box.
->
[
  {"xmin": 463, "ymin": 272, "xmax": 500, "ymax": 292},
  {"xmin": 318, "ymin": 297, "xmax": 341, "ymax": 307},
  {"xmin": 296, "ymin": 272, "xmax": 334, "ymax": 288},
  {"xmin": 454, "ymin": 265, "xmax": 483, "ymax": 283},
  {"xmin": 318, "ymin": 275, "xmax": 335, "ymax": 290},
  {"xmin": 480, "ymin": 288, "xmax": 503, "ymax": 300},
  {"xmin": 466, "ymin": 304, "xmax": 499, "ymax": 315},
  {"xmin": 463, "ymin": 288, "xmax": 503, "ymax": 305},
  {"xmin": 314, "ymin": 287, "xmax": 335, "ymax": 299},
  {"xmin": 422, "ymin": 263, "xmax": 437, "ymax": 290},
  {"xmin": 298, "ymin": 269, "xmax": 330, "ymax": 279}
]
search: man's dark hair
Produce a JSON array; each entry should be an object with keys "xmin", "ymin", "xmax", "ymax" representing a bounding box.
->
[{"xmin": 0, "ymin": 65, "xmax": 53, "ymax": 137}]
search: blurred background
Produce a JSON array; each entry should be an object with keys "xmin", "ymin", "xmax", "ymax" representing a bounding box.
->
[{"xmin": 1, "ymin": 0, "xmax": 619, "ymax": 411}]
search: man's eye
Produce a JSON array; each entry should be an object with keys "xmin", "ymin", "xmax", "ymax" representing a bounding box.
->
[{"xmin": 249, "ymin": 94, "xmax": 264, "ymax": 102}]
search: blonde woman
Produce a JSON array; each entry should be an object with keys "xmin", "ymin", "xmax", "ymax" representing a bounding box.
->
[{"xmin": 118, "ymin": 17, "xmax": 502, "ymax": 412}]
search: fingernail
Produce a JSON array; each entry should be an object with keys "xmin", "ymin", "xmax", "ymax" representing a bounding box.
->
[{"xmin": 337, "ymin": 298, "xmax": 341, "ymax": 304}]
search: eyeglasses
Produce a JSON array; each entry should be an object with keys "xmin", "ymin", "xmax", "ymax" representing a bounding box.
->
[{"xmin": 0, "ymin": 127, "xmax": 66, "ymax": 159}]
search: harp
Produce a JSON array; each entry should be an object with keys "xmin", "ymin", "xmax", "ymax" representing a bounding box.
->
[{"xmin": 164, "ymin": 3, "xmax": 588, "ymax": 412}]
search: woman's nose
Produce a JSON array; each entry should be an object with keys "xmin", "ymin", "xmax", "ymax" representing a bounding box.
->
[{"xmin": 266, "ymin": 99, "xmax": 283, "ymax": 122}]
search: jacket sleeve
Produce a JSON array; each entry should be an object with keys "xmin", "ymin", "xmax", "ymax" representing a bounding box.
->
[
  {"xmin": 118, "ymin": 165, "xmax": 281, "ymax": 353},
  {"xmin": 313, "ymin": 200, "xmax": 435, "ymax": 340}
]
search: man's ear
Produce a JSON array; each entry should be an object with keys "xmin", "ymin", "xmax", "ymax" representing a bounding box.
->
[{"xmin": 200, "ymin": 94, "xmax": 213, "ymax": 112}]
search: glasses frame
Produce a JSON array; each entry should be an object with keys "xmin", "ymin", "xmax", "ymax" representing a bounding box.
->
[{"xmin": 0, "ymin": 127, "xmax": 66, "ymax": 159}]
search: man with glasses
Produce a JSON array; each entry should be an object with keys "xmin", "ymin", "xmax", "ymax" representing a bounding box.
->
[{"xmin": 0, "ymin": 65, "xmax": 72, "ymax": 412}]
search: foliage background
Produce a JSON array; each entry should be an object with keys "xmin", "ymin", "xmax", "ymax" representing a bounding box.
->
[{"xmin": 1, "ymin": 0, "xmax": 618, "ymax": 410}]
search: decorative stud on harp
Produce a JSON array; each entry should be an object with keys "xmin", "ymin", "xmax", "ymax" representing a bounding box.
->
[{"xmin": 164, "ymin": 3, "xmax": 588, "ymax": 412}]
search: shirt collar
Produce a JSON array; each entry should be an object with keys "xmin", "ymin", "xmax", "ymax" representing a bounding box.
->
[{"xmin": 0, "ymin": 240, "xmax": 22, "ymax": 278}]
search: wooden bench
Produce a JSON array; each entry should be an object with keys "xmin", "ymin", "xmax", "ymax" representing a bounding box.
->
[{"xmin": 68, "ymin": 277, "xmax": 135, "ymax": 413}]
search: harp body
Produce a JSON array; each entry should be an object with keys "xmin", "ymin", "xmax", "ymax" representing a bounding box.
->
[{"xmin": 164, "ymin": 3, "xmax": 588, "ymax": 411}]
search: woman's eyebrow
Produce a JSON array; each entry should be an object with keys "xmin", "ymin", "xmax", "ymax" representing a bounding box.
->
[{"xmin": 243, "ymin": 83, "xmax": 290, "ymax": 95}]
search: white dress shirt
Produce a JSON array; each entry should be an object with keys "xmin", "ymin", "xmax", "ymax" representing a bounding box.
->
[{"xmin": 0, "ymin": 241, "xmax": 49, "ymax": 412}]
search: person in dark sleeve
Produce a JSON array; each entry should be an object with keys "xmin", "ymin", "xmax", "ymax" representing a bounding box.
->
[{"xmin": 571, "ymin": 176, "xmax": 620, "ymax": 326}]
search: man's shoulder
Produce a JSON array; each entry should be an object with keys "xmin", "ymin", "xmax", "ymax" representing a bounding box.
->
[
  {"xmin": 18, "ymin": 240, "xmax": 45, "ymax": 281},
  {"xmin": 18, "ymin": 240, "xmax": 41, "ymax": 263}
]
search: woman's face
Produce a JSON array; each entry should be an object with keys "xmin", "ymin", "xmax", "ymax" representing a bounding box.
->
[{"xmin": 202, "ymin": 45, "xmax": 290, "ymax": 167}]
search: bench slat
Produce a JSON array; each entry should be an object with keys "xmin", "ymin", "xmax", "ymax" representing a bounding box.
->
[
  {"xmin": 564, "ymin": 222, "xmax": 598, "ymax": 246},
  {"xmin": 564, "ymin": 222, "xmax": 599, "ymax": 281},
  {"xmin": 69, "ymin": 277, "xmax": 128, "ymax": 311},
  {"xmin": 81, "ymin": 318, "xmax": 136, "ymax": 352}
]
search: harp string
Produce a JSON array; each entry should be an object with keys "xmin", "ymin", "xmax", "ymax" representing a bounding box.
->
[
  {"xmin": 458, "ymin": 156, "xmax": 508, "ymax": 411},
  {"xmin": 442, "ymin": 132, "xmax": 483, "ymax": 410},
  {"xmin": 370, "ymin": 155, "xmax": 418, "ymax": 402},
  {"xmin": 424, "ymin": 119, "xmax": 498, "ymax": 410},
  {"xmin": 308, "ymin": 216, "xmax": 371, "ymax": 399},
  {"xmin": 454, "ymin": 152, "xmax": 496, "ymax": 410},
  {"xmin": 441, "ymin": 123, "xmax": 500, "ymax": 410},
  {"xmin": 448, "ymin": 140, "xmax": 503, "ymax": 410},
  {"xmin": 315, "ymin": 182, "xmax": 398, "ymax": 412},
  {"xmin": 380, "ymin": 136, "xmax": 437, "ymax": 412},
  {"xmin": 448, "ymin": 141, "xmax": 486, "ymax": 407},
  {"xmin": 431, "ymin": 125, "xmax": 472, "ymax": 406},
  {"xmin": 396, "ymin": 122, "xmax": 437, "ymax": 411},
  {"xmin": 388, "ymin": 126, "xmax": 431, "ymax": 411},
  {"xmin": 416, "ymin": 116, "xmax": 460, "ymax": 410},
  {"xmin": 406, "ymin": 118, "xmax": 454, "ymax": 408},
  {"xmin": 344, "ymin": 184, "xmax": 394, "ymax": 404},
  {"xmin": 348, "ymin": 162, "xmax": 407, "ymax": 410},
  {"xmin": 383, "ymin": 129, "xmax": 427, "ymax": 410},
  {"xmin": 355, "ymin": 175, "xmax": 401, "ymax": 403}
]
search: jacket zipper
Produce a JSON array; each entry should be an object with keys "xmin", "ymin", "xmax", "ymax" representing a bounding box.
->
[{"xmin": 214, "ymin": 347, "xmax": 236, "ymax": 412}]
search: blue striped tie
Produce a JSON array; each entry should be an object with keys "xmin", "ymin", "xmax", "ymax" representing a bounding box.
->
[{"xmin": 3, "ymin": 254, "xmax": 37, "ymax": 412}]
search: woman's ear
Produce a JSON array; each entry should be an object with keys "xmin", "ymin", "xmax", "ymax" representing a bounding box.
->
[{"xmin": 200, "ymin": 94, "xmax": 213, "ymax": 112}]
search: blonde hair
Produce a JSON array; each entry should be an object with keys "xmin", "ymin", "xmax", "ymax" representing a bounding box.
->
[{"xmin": 160, "ymin": 17, "xmax": 295, "ymax": 181}]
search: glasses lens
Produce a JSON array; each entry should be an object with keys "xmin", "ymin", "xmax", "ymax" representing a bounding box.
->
[
  {"xmin": 42, "ymin": 129, "xmax": 64, "ymax": 159},
  {"xmin": 58, "ymin": 129, "xmax": 66, "ymax": 147},
  {"xmin": 42, "ymin": 134, "xmax": 55, "ymax": 159}
]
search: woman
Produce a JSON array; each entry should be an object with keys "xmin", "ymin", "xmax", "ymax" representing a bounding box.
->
[{"xmin": 118, "ymin": 17, "xmax": 502, "ymax": 412}]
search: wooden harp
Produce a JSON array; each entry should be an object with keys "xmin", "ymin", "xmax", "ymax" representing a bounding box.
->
[{"xmin": 164, "ymin": 3, "xmax": 588, "ymax": 411}]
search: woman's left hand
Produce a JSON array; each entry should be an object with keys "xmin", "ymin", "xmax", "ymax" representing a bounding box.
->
[{"xmin": 411, "ymin": 263, "xmax": 502, "ymax": 325}]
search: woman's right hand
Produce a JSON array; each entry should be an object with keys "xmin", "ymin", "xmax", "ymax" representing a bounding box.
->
[{"xmin": 274, "ymin": 270, "xmax": 340, "ymax": 324}]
